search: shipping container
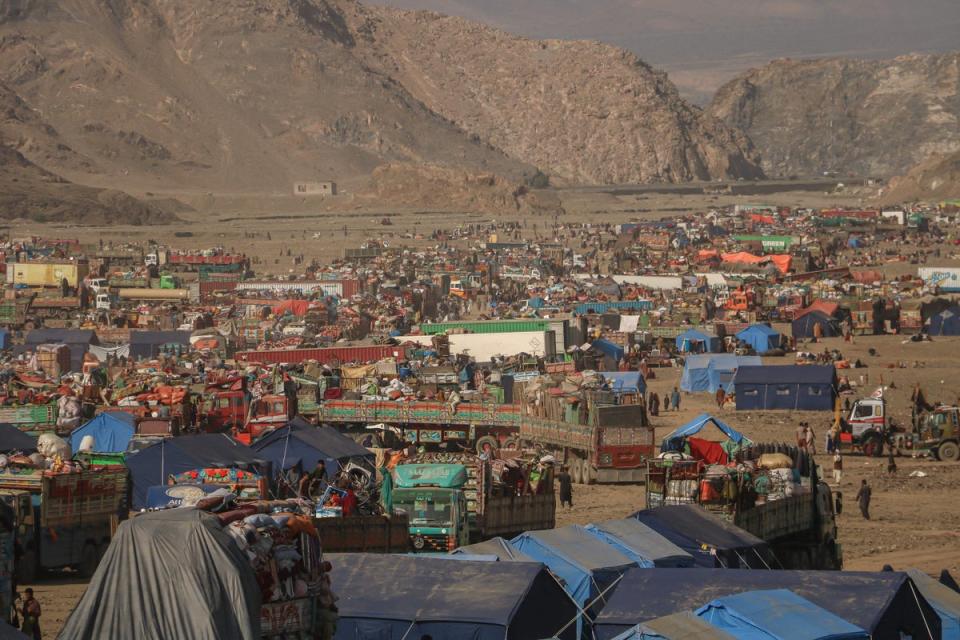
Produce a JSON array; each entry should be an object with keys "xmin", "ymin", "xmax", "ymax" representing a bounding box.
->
[
  {"xmin": 8, "ymin": 262, "xmax": 88, "ymax": 288},
  {"xmin": 118, "ymin": 288, "xmax": 190, "ymax": 300},
  {"xmin": 919, "ymin": 267, "xmax": 960, "ymax": 292},
  {"xmin": 418, "ymin": 319, "xmax": 567, "ymax": 352},
  {"xmin": 573, "ymin": 300, "xmax": 655, "ymax": 315},
  {"xmin": 199, "ymin": 280, "xmax": 239, "ymax": 300},
  {"xmin": 402, "ymin": 331, "xmax": 556, "ymax": 362},
  {"xmin": 234, "ymin": 280, "xmax": 359, "ymax": 296},
  {"xmin": 235, "ymin": 345, "xmax": 405, "ymax": 365}
]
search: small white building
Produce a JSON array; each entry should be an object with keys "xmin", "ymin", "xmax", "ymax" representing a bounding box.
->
[{"xmin": 293, "ymin": 181, "xmax": 337, "ymax": 197}]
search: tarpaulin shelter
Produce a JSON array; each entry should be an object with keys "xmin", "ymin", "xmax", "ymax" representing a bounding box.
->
[
  {"xmin": 451, "ymin": 537, "xmax": 537, "ymax": 562},
  {"xmin": 610, "ymin": 612, "xmax": 736, "ymax": 640},
  {"xmin": 584, "ymin": 519, "xmax": 693, "ymax": 568},
  {"xmin": 69, "ymin": 412, "xmax": 135, "ymax": 453},
  {"xmin": 59, "ymin": 509, "xmax": 262, "ymax": 640},
  {"xmin": 906, "ymin": 568, "xmax": 960, "ymax": 640},
  {"xmin": 250, "ymin": 418, "xmax": 373, "ymax": 476},
  {"xmin": 511, "ymin": 525, "xmax": 637, "ymax": 622},
  {"xmin": 927, "ymin": 306, "xmax": 960, "ymax": 336},
  {"xmin": 601, "ymin": 371, "xmax": 647, "ymax": 396},
  {"xmin": 0, "ymin": 423, "xmax": 37, "ymax": 453},
  {"xmin": 680, "ymin": 355, "xmax": 761, "ymax": 393},
  {"xmin": 721, "ymin": 252, "xmax": 792, "ymax": 274},
  {"xmin": 0, "ymin": 621, "xmax": 28, "ymax": 640},
  {"xmin": 591, "ymin": 339, "xmax": 625, "ymax": 368},
  {"xmin": 735, "ymin": 324, "xmax": 782, "ymax": 354},
  {"xmin": 125, "ymin": 434, "xmax": 266, "ymax": 509},
  {"xmin": 593, "ymin": 569, "xmax": 939, "ymax": 640},
  {"xmin": 733, "ymin": 365, "xmax": 836, "ymax": 411},
  {"xmin": 660, "ymin": 413, "xmax": 749, "ymax": 454},
  {"xmin": 695, "ymin": 589, "xmax": 869, "ymax": 639},
  {"xmin": 22, "ymin": 328, "xmax": 99, "ymax": 371},
  {"xmin": 632, "ymin": 506, "xmax": 773, "ymax": 569},
  {"xmin": 271, "ymin": 299, "xmax": 312, "ymax": 317},
  {"xmin": 328, "ymin": 553, "xmax": 578, "ymax": 640},
  {"xmin": 791, "ymin": 310, "xmax": 840, "ymax": 340},
  {"xmin": 129, "ymin": 330, "xmax": 192, "ymax": 359},
  {"xmin": 675, "ymin": 329, "xmax": 721, "ymax": 354}
]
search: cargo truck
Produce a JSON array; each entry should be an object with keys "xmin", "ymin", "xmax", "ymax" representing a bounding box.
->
[
  {"xmin": 392, "ymin": 457, "xmax": 555, "ymax": 552},
  {"xmin": 0, "ymin": 404, "xmax": 59, "ymax": 434},
  {"xmin": 8, "ymin": 262, "xmax": 88, "ymax": 288},
  {"xmin": 0, "ymin": 467, "xmax": 128, "ymax": 582},
  {"xmin": 645, "ymin": 454, "xmax": 841, "ymax": 570}
]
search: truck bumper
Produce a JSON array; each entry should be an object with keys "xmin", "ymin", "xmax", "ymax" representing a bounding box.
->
[{"xmin": 596, "ymin": 467, "xmax": 646, "ymax": 483}]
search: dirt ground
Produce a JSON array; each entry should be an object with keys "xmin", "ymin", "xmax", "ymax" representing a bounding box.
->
[{"xmin": 15, "ymin": 186, "xmax": 960, "ymax": 638}]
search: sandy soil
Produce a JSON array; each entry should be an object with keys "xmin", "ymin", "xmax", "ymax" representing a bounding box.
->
[{"xmin": 16, "ymin": 186, "xmax": 960, "ymax": 637}]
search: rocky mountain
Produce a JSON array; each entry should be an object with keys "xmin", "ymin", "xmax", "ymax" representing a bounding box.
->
[
  {"xmin": 0, "ymin": 0, "xmax": 762, "ymax": 197},
  {"xmin": 709, "ymin": 53, "xmax": 960, "ymax": 178},
  {"xmin": 881, "ymin": 150, "xmax": 960, "ymax": 204}
]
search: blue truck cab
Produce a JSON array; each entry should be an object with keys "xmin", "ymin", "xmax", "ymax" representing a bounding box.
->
[{"xmin": 391, "ymin": 464, "xmax": 470, "ymax": 552}]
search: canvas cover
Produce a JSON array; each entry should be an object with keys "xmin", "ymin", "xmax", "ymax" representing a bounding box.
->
[
  {"xmin": 675, "ymin": 329, "xmax": 721, "ymax": 354},
  {"xmin": 593, "ymin": 569, "xmax": 940, "ymax": 640},
  {"xmin": 129, "ymin": 330, "xmax": 192, "ymax": 359},
  {"xmin": 791, "ymin": 310, "xmax": 840, "ymax": 339},
  {"xmin": 695, "ymin": 589, "xmax": 868, "ymax": 639},
  {"xmin": 680, "ymin": 355, "xmax": 761, "ymax": 393},
  {"xmin": 0, "ymin": 423, "xmax": 37, "ymax": 452},
  {"xmin": 327, "ymin": 553, "xmax": 577, "ymax": 640},
  {"xmin": 69, "ymin": 413, "xmax": 135, "ymax": 453},
  {"xmin": 611, "ymin": 612, "xmax": 737, "ymax": 640},
  {"xmin": 928, "ymin": 307, "xmax": 960, "ymax": 336},
  {"xmin": 601, "ymin": 371, "xmax": 647, "ymax": 395},
  {"xmin": 451, "ymin": 537, "xmax": 537, "ymax": 562},
  {"xmin": 585, "ymin": 519, "xmax": 692, "ymax": 568},
  {"xmin": 251, "ymin": 418, "xmax": 373, "ymax": 476},
  {"xmin": 733, "ymin": 365, "xmax": 836, "ymax": 411},
  {"xmin": 661, "ymin": 413, "xmax": 748, "ymax": 452},
  {"xmin": 906, "ymin": 568, "xmax": 960, "ymax": 640},
  {"xmin": 735, "ymin": 324, "xmax": 782, "ymax": 354},
  {"xmin": 58, "ymin": 509, "xmax": 261, "ymax": 640},
  {"xmin": 0, "ymin": 621, "xmax": 27, "ymax": 640}
]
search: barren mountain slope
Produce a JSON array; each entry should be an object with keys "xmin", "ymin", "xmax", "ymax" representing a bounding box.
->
[
  {"xmin": 881, "ymin": 150, "xmax": 960, "ymax": 204},
  {"xmin": 354, "ymin": 6, "xmax": 763, "ymax": 184},
  {"xmin": 709, "ymin": 53, "xmax": 960, "ymax": 178},
  {"xmin": 0, "ymin": 0, "xmax": 763, "ymax": 194}
]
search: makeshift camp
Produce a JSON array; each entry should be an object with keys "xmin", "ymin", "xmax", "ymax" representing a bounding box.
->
[
  {"xmin": 0, "ymin": 424, "xmax": 37, "ymax": 453},
  {"xmin": 124, "ymin": 434, "xmax": 266, "ymax": 509},
  {"xmin": 735, "ymin": 324, "xmax": 782, "ymax": 354},
  {"xmin": 675, "ymin": 328, "xmax": 722, "ymax": 354},
  {"xmin": 632, "ymin": 505, "xmax": 773, "ymax": 569},
  {"xmin": 927, "ymin": 306, "xmax": 960, "ymax": 336},
  {"xmin": 610, "ymin": 612, "xmax": 736, "ymax": 640},
  {"xmin": 69, "ymin": 412, "xmax": 136, "ymax": 454},
  {"xmin": 591, "ymin": 338, "xmax": 626, "ymax": 369},
  {"xmin": 601, "ymin": 371, "xmax": 647, "ymax": 396},
  {"xmin": 328, "ymin": 553, "xmax": 577, "ymax": 640},
  {"xmin": 733, "ymin": 365, "xmax": 836, "ymax": 411},
  {"xmin": 59, "ymin": 509, "xmax": 262, "ymax": 639},
  {"xmin": 451, "ymin": 536, "xmax": 538, "ymax": 562},
  {"xmin": 679, "ymin": 355, "xmax": 761, "ymax": 393},
  {"xmin": 906, "ymin": 568, "xmax": 960, "ymax": 640},
  {"xmin": 511, "ymin": 525, "xmax": 636, "ymax": 624},
  {"xmin": 695, "ymin": 589, "xmax": 869, "ymax": 640},
  {"xmin": 250, "ymin": 418, "xmax": 374, "ymax": 476},
  {"xmin": 660, "ymin": 413, "xmax": 749, "ymax": 454},
  {"xmin": 593, "ymin": 568, "xmax": 940, "ymax": 640},
  {"xmin": 22, "ymin": 328, "xmax": 99, "ymax": 371},
  {"xmin": 129, "ymin": 330, "xmax": 193, "ymax": 359},
  {"xmin": 792, "ymin": 310, "xmax": 840, "ymax": 339},
  {"xmin": 584, "ymin": 519, "xmax": 693, "ymax": 568}
]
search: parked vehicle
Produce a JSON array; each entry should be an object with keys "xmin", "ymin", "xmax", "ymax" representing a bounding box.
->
[{"xmin": 0, "ymin": 468, "xmax": 128, "ymax": 582}]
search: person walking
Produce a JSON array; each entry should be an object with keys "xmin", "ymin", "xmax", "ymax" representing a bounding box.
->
[
  {"xmin": 832, "ymin": 451, "xmax": 843, "ymax": 485},
  {"xmin": 558, "ymin": 466, "xmax": 573, "ymax": 509},
  {"xmin": 715, "ymin": 387, "xmax": 726, "ymax": 409},
  {"xmin": 20, "ymin": 588, "xmax": 41, "ymax": 640},
  {"xmin": 805, "ymin": 423, "xmax": 816, "ymax": 455},
  {"xmin": 649, "ymin": 392, "xmax": 659, "ymax": 417},
  {"xmin": 887, "ymin": 450, "xmax": 898, "ymax": 476},
  {"xmin": 671, "ymin": 387, "xmax": 681, "ymax": 412},
  {"xmin": 663, "ymin": 393, "xmax": 671, "ymax": 412},
  {"xmin": 856, "ymin": 479, "xmax": 871, "ymax": 520}
]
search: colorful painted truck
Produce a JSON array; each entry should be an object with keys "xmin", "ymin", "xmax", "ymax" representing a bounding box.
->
[{"xmin": 0, "ymin": 404, "xmax": 59, "ymax": 434}]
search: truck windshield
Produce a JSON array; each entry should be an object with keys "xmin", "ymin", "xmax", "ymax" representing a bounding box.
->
[{"xmin": 393, "ymin": 490, "xmax": 453, "ymax": 526}]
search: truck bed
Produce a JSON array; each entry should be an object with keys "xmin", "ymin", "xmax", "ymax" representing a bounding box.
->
[
  {"xmin": 0, "ymin": 468, "xmax": 127, "ymax": 526},
  {"xmin": 314, "ymin": 514, "xmax": 409, "ymax": 553}
]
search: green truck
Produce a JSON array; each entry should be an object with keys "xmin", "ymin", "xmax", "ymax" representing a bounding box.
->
[
  {"xmin": 0, "ymin": 404, "xmax": 59, "ymax": 434},
  {"xmin": 392, "ymin": 458, "xmax": 555, "ymax": 553}
]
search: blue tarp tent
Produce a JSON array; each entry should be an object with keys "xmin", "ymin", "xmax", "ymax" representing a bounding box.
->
[
  {"xmin": 660, "ymin": 413, "xmax": 748, "ymax": 453},
  {"xmin": 129, "ymin": 330, "xmax": 192, "ymax": 359},
  {"xmin": 124, "ymin": 434, "xmax": 266, "ymax": 510},
  {"xmin": 511, "ymin": 525, "xmax": 637, "ymax": 629},
  {"xmin": 680, "ymin": 355, "xmax": 761, "ymax": 393},
  {"xmin": 611, "ymin": 612, "xmax": 736, "ymax": 640},
  {"xmin": 632, "ymin": 506, "xmax": 773, "ymax": 569},
  {"xmin": 792, "ymin": 311, "xmax": 840, "ymax": 339},
  {"xmin": 735, "ymin": 324, "xmax": 782, "ymax": 354},
  {"xmin": 0, "ymin": 423, "xmax": 37, "ymax": 453},
  {"xmin": 451, "ymin": 537, "xmax": 538, "ymax": 562},
  {"xmin": 695, "ymin": 589, "xmax": 869, "ymax": 639},
  {"xmin": 906, "ymin": 568, "xmax": 960, "ymax": 640},
  {"xmin": 733, "ymin": 365, "xmax": 836, "ymax": 411},
  {"xmin": 584, "ymin": 519, "xmax": 692, "ymax": 568},
  {"xmin": 328, "ymin": 553, "xmax": 578, "ymax": 640},
  {"xmin": 675, "ymin": 328, "xmax": 721, "ymax": 354},
  {"xmin": 593, "ymin": 569, "xmax": 939, "ymax": 640},
  {"xmin": 70, "ymin": 413, "xmax": 135, "ymax": 453},
  {"xmin": 592, "ymin": 338, "xmax": 625, "ymax": 363},
  {"xmin": 250, "ymin": 418, "xmax": 373, "ymax": 476},
  {"xmin": 602, "ymin": 372, "xmax": 647, "ymax": 396},
  {"xmin": 928, "ymin": 306, "xmax": 960, "ymax": 336}
]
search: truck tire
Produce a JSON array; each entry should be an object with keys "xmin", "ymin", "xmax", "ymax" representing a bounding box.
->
[
  {"xmin": 938, "ymin": 441, "xmax": 960, "ymax": 462},
  {"xmin": 79, "ymin": 543, "xmax": 99, "ymax": 578},
  {"xmin": 861, "ymin": 433, "xmax": 884, "ymax": 458}
]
